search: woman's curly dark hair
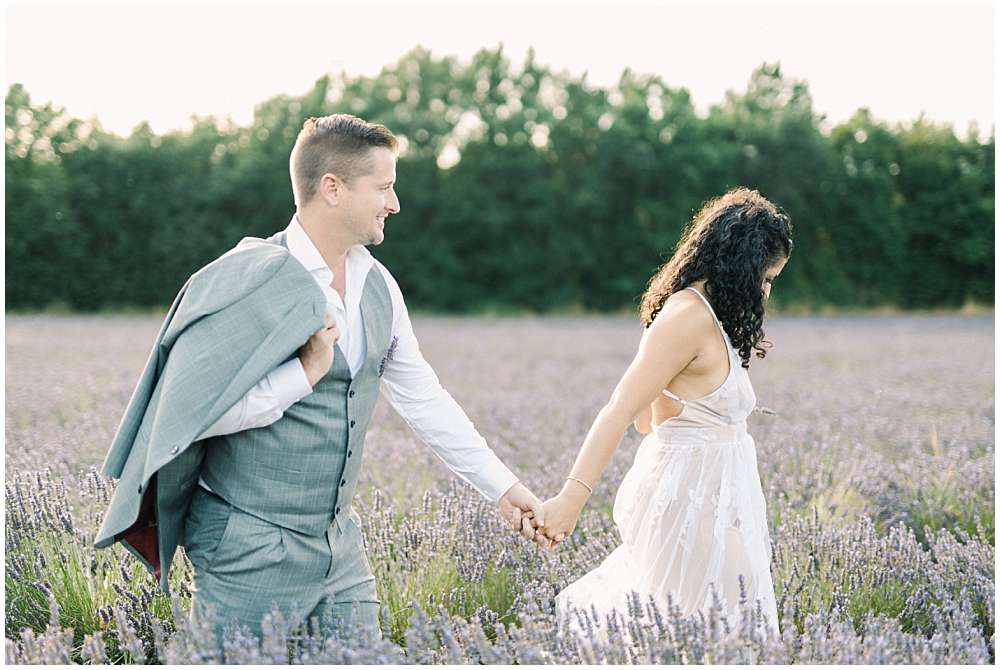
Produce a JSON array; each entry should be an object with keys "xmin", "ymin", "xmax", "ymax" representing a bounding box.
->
[{"xmin": 639, "ymin": 187, "xmax": 793, "ymax": 368}]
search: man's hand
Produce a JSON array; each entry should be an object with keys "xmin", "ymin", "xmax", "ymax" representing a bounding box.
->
[
  {"xmin": 498, "ymin": 482, "xmax": 549, "ymax": 547},
  {"xmin": 299, "ymin": 314, "xmax": 340, "ymax": 386}
]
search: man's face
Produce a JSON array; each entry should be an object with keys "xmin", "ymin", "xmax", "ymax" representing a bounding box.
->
[{"xmin": 340, "ymin": 147, "xmax": 400, "ymax": 246}]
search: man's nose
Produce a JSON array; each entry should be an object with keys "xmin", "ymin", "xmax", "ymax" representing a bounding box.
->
[{"xmin": 388, "ymin": 191, "xmax": 401, "ymax": 214}]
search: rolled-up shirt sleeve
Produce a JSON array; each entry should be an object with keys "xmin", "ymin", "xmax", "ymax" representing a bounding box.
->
[{"xmin": 375, "ymin": 264, "xmax": 519, "ymax": 503}]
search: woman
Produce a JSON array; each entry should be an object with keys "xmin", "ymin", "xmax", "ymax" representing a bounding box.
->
[{"xmin": 539, "ymin": 187, "xmax": 792, "ymax": 638}]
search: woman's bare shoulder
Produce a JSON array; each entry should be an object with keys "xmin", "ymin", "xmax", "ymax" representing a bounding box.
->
[{"xmin": 650, "ymin": 289, "xmax": 716, "ymax": 336}]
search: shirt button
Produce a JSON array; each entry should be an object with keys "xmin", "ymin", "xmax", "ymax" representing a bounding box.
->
[
  {"xmin": 170, "ymin": 445, "xmax": 180, "ymax": 455},
  {"xmin": 349, "ymin": 419, "xmax": 356, "ymax": 428},
  {"xmin": 349, "ymin": 390, "xmax": 356, "ymax": 398}
]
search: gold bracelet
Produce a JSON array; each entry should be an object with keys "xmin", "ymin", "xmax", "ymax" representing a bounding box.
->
[{"xmin": 566, "ymin": 476, "xmax": 593, "ymax": 495}]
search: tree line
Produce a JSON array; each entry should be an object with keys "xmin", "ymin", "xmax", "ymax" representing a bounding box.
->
[{"xmin": 6, "ymin": 47, "xmax": 994, "ymax": 313}]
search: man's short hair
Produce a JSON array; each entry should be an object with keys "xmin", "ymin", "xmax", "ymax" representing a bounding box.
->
[{"xmin": 289, "ymin": 114, "xmax": 398, "ymax": 206}]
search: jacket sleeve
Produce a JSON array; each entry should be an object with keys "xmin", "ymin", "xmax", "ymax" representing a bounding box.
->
[
  {"xmin": 101, "ymin": 242, "xmax": 301, "ymax": 479},
  {"xmin": 101, "ymin": 277, "xmax": 192, "ymax": 479},
  {"xmin": 196, "ymin": 358, "xmax": 313, "ymax": 440},
  {"xmin": 138, "ymin": 253, "xmax": 327, "ymax": 485}
]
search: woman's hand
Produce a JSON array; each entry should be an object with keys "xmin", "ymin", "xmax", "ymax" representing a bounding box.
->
[{"xmin": 537, "ymin": 484, "xmax": 590, "ymax": 549}]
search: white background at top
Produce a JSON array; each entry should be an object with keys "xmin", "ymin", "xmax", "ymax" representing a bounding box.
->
[{"xmin": 5, "ymin": 3, "xmax": 995, "ymax": 138}]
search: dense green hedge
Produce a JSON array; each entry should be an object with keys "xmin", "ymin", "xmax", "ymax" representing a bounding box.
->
[{"xmin": 6, "ymin": 48, "xmax": 994, "ymax": 312}]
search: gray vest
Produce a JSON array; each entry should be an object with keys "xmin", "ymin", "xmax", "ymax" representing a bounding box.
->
[{"xmin": 200, "ymin": 233, "xmax": 392, "ymax": 536}]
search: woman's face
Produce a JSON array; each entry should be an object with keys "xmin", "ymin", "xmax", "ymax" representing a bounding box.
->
[{"xmin": 762, "ymin": 256, "xmax": 788, "ymax": 301}]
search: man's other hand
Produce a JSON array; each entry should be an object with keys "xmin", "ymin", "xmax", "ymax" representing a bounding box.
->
[{"xmin": 299, "ymin": 315, "xmax": 339, "ymax": 386}]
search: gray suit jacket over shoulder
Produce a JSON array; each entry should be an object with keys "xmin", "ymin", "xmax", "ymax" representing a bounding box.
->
[{"xmin": 95, "ymin": 237, "xmax": 326, "ymax": 591}]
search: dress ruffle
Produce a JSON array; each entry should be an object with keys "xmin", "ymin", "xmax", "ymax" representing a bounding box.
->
[{"xmin": 558, "ymin": 429, "xmax": 779, "ymax": 640}]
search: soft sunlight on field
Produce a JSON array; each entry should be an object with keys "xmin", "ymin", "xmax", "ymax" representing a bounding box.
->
[{"xmin": 5, "ymin": 313, "xmax": 994, "ymax": 663}]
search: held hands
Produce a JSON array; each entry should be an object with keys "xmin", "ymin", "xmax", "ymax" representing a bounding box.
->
[
  {"xmin": 299, "ymin": 314, "xmax": 340, "ymax": 386},
  {"xmin": 536, "ymin": 481, "xmax": 590, "ymax": 550},
  {"xmin": 498, "ymin": 482, "xmax": 551, "ymax": 548},
  {"xmin": 498, "ymin": 478, "xmax": 590, "ymax": 551}
]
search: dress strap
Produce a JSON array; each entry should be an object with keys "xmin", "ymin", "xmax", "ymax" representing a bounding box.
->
[
  {"xmin": 661, "ymin": 387, "xmax": 686, "ymax": 404},
  {"xmin": 683, "ymin": 286, "xmax": 727, "ymax": 340}
]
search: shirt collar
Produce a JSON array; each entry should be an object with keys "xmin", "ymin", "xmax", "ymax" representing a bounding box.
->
[
  {"xmin": 286, "ymin": 215, "xmax": 332, "ymax": 282},
  {"xmin": 284, "ymin": 215, "xmax": 375, "ymax": 285}
]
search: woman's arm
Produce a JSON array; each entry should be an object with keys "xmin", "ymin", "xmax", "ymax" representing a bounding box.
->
[{"xmin": 540, "ymin": 296, "xmax": 708, "ymax": 543}]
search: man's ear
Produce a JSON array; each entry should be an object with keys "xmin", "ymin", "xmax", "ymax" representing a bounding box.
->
[{"xmin": 318, "ymin": 173, "xmax": 344, "ymax": 206}]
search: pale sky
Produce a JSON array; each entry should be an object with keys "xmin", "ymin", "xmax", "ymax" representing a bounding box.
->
[{"xmin": 5, "ymin": 3, "xmax": 996, "ymax": 138}]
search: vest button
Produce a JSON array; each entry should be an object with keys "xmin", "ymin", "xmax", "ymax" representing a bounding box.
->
[
  {"xmin": 349, "ymin": 420, "xmax": 356, "ymax": 428},
  {"xmin": 349, "ymin": 390, "xmax": 356, "ymax": 398},
  {"xmin": 340, "ymin": 479, "xmax": 346, "ymax": 487},
  {"xmin": 347, "ymin": 450, "xmax": 353, "ymax": 458},
  {"xmin": 137, "ymin": 485, "xmax": 142, "ymax": 493},
  {"xmin": 336, "ymin": 506, "xmax": 341, "ymax": 515}
]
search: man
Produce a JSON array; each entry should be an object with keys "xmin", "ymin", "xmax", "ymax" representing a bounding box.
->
[{"xmin": 95, "ymin": 114, "xmax": 545, "ymax": 646}]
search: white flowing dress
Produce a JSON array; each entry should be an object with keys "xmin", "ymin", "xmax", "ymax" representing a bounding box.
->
[{"xmin": 556, "ymin": 287, "xmax": 780, "ymax": 638}]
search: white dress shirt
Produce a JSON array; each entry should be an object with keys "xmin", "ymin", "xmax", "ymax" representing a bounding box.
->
[{"xmin": 196, "ymin": 216, "xmax": 518, "ymax": 502}]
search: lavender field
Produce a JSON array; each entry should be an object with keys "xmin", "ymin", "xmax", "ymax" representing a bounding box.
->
[{"xmin": 5, "ymin": 312, "xmax": 995, "ymax": 664}]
